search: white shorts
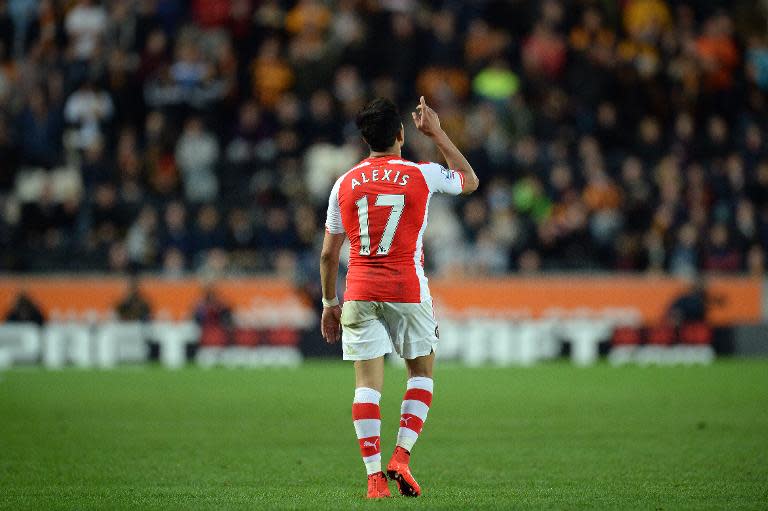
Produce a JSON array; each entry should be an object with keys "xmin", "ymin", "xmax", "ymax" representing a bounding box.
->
[{"xmin": 340, "ymin": 299, "xmax": 439, "ymax": 361}]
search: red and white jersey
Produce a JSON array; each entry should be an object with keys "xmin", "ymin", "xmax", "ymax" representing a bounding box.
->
[{"xmin": 325, "ymin": 155, "xmax": 464, "ymax": 303}]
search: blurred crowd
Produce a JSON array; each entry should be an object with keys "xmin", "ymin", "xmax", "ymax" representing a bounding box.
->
[{"xmin": 0, "ymin": 0, "xmax": 767, "ymax": 279}]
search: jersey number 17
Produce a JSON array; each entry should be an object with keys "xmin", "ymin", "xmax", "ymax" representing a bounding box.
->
[{"xmin": 355, "ymin": 194, "xmax": 405, "ymax": 256}]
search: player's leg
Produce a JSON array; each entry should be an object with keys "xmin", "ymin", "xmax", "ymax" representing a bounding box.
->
[
  {"xmin": 352, "ymin": 357, "xmax": 384, "ymax": 468},
  {"xmin": 353, "ymin": 357, "xmax": 390, "ymax": 498},
  {"xmin": 342, "ymin": 301, "xmax": 392, "ymax": 498},
  {"xmin": 398, "ymin": 351, "xmax": 434, "ymax": 447},
  {"xmin": 385, "ymin": 351, "xmax": 434, "ymax": 496},
  {"xmin": 381, "ymin": 301, "xmax": 438, "ymax": 497},
  {"xmin": 354, "ymin": 356, "xmax": 385, "ymax": 390},
  {"xmin": 396, "ymin": 351, "xmax": 434, "ymax": 453}
]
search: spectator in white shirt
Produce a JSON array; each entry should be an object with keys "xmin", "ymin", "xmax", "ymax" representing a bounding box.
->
[
  {"xmin": 65, "ymin": 0, "xmax": 107, "ymax": 60},
  {"xmin": 64, "ymin": 80, "xmax": 113, "ymax": 149},
  {"xmin": 175, "ymin": 117, "xmax": 219, "ymax": 203}
]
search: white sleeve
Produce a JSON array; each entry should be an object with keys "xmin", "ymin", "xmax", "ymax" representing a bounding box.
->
[
  {"xmin": 418, "ymin": 162, "xmax": 464, "ymax": 195},
  {"xmin": 324, "ymin": 178, "xmax": 345, "ymax": 234}
]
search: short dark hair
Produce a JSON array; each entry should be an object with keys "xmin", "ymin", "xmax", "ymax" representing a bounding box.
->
[{"xmin": 356, "ymin": 98, "xmax": 402, "ymax": 152}]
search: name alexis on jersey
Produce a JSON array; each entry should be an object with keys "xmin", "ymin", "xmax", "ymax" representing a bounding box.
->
[{"xmin": 351, "ymin": 168, "xmax": 410, "ymax": 189}]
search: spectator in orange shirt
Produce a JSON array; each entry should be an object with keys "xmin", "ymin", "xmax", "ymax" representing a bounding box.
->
[
  {"xmin": 583, "ymin": 172, "xmax": 622, "ymax": 212},
  {"xmin": 251, "ymin": 38, "xmax": 294, "ymax": 108},
  {"xmin": 284, "ymin": 0, "xmax": 330, "ymax": 35},
  {"xmin": 569, "ymin": 6, "xmax": 615, "ymax": 58},
  {"xmin": 696, "ymin": 13, "xmax": 739, "ymax": 92},
  {"xmin": 623, "ymin": 0, "xmax": 671, "ymax": 41}
]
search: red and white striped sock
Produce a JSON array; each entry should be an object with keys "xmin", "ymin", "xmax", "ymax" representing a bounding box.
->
[
  {"xmin": 396, "ymin": 376, "xmax": 433, "ymax": 452},
  {"xmin": 352, "ymin": 387, "xmax": 382, "ymax": 475}
]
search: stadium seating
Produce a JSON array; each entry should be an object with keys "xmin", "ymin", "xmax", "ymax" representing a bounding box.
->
[{"xmin": 0, "ymin": 1, "xmax": 764, "ymax": 278}]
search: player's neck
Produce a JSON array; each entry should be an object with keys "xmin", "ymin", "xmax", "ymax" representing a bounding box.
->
[{"xmin": 369, "ymin": 148, "xmax": 401, "ymax": 159}]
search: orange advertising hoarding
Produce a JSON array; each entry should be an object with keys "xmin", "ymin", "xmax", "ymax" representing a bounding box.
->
[
  {"xmin": 0, "ymin": 275, "xmax": 762, "ymax": 325},
  {"xmin": 430, "ymin": 276, "xmax": 762, "ymax": 325},
  {"xmin": 0, "ymin": 277, "xmax": 302, "ymax": 321}
]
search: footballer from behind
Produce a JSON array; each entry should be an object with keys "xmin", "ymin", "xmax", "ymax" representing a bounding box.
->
[{"xmin": 319, "ymin": 96, "xmax": 479, "ymax": 498}]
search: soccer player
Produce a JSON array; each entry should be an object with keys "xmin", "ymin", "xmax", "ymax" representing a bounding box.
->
[{"xmin": 319, "ymin": 96, "xmax": 479, "ymax": 498}]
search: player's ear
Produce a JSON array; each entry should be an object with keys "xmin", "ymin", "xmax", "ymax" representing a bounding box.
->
[{"xmin": 397, "ymin": 124, "xmax": 404, "ymax": 143}]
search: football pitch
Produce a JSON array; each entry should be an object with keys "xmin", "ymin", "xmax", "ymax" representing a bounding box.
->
[{"xmin": 1, "ymin": 361, "xmax": 766, "ymax": 510}]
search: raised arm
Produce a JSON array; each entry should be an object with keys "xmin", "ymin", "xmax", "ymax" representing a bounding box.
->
[{"xmin": 412, "ymin": 96, "xmax": 479, "ymax": 194}]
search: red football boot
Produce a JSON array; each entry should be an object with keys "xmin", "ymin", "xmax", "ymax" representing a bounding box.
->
[
  {"xmin": 386, "ymin": 447, "xmax": 421, "ymax": 497},
  {"xmin": 366, "ymin": 471, "xmax": 391, "ymax": 499}
]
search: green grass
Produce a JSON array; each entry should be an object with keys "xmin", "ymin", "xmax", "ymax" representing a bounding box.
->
[{"xmin": 1, "ymin": 360, "xmax": 767, "ymax": 510}]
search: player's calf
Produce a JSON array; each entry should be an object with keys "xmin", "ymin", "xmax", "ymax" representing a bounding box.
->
[
  {"xmin": 352, "ymin": 386, "xmax": 391, "ymax": 498},
  {"xmin": 396, "ymin": 376, "xmax": 433, "ymax": 453},
  {"xmin": 386, "ymin": 376, "xmax": 433, "ymax": 497}
]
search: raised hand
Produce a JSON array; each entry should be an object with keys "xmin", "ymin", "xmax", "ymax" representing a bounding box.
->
[{"xmin": 412, "ymin": 96, "xmax": 442, "ymax": 138}]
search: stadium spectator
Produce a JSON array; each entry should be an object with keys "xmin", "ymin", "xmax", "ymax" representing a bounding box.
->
[
  {"xmin": 5, "ymin": 291, "xmax": 44, "ymax": 325},
  {"xmin": 20, "ymin": 182, "xmax": 78, "ymax": 257},
  {"xmin": 17, "ymin": 87, "xmax": 63, "ymax": 167},
  {"xmin": 194, "ymin": 285, "xmax": 234, "ymax": 346},
  {"xmin": 81, "ymin": 137, "xmax": 110, "ymax": 190},
  {"xmin": 747, "ymin": 36, "xmax": 768, "ymax": 91},
  {"xmin": 65, "ymin": 0, "xmax": 108, "ymax": 61},
  {"xmin": 162, "ymin": 247, "xmax": 186, "ymax": 278},
  {"xmin": 192, "ymin": 204, "xmax": 226, "ymax": 261},
  {"xmin": 225, "ymin": 207, "xmax": 257, "ymax": 255},
  {"xmin": 669, "ymin": 223, "xmax": 700, "ymax": 277},
  {"xmin": 746, "ymin": 244, "xmax": 765, "ymax": 275},
  {"xmin": 623, "ymin": 0, "xmax": 671, "ymax": 40},
  {"xmin": 665, "ymin": 278, "xmax": 726, "ymax": 328},
  {"xmin": 522, "ymin": 22, "xmax": 567, "ymax": 80},
  {"xmin": 108, "ymin": 240, "xmax": 130, "ymax": 273},
  {"xmin": 695, "ymin": 13, "xmax": 739, "ymax": 93},
  {"xmin": 64, "ymin": 80, "xmax": 114, "ymax": 150},
  {"xmin": 703, "ymin": 223, "xmax": 741, "ymax": 272},
  {"xmin": 175, "ymin": 117, "xmax": 219, "ymax": 203},
  {"xmin": 160, "ymin": 201, "xmax": 192, "ymax": 258},
  {"xmin": 115, "ymin": 278, "xmax": 151, "ymax": 321},
  {"xmin": 126, "ymin": 205, "xmax": 159, "ymax": 270},
  {"xmin": 250, "ymin": 36, "xmax": 293, "ymax": 108}
]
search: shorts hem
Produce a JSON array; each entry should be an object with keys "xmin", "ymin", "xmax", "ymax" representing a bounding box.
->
[
  {"xmin": 399, "ymin": 337, "xmax": 438, "ymax": 360},
  {"xmin": 342, "ymin": 349, "xmax": 392, "ymax": 361}
]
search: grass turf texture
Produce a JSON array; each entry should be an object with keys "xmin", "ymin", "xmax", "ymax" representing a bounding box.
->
[{"xmin": 1, "ymin": 361, "xmax": 767, "ymax": 510}]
